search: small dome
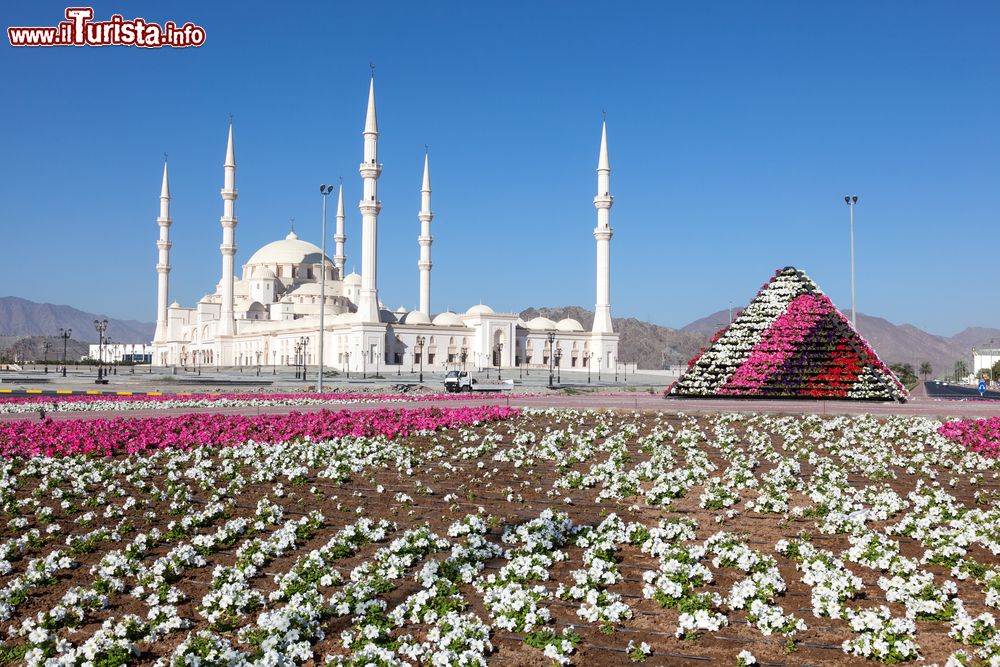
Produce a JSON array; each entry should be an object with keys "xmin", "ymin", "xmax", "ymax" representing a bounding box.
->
[
  {"xmin": 404, "ymin": 310, "xmax": 431, "ymax": 325},
  {"xmin": 395, "ymin": 306, "xmax": 407, "ymax": 314},
  {"xmin": 169, "ymin": 301, "xmax": 182, "ymax": 308},
  {"xmin": 378, "ymin": 309, "xmax": 398, "ymax": 324},
  {"xmin": 432, "ymin": 311, "xmax": 465, "ymax": 327},
  {"xmin": 466, "ymin": 303, "xmax": 495, "ymax": 316},
  {"xmin": 239, "ymin": 301, "xmax": 266, "ymax": 312},
  {"xmin": 343, "ymin": 272, "xmax": 361, "ymax": 286},
  {"xmin": 253, "ymin": 267, "xmax": 277, "ymax": 280},
  {"xmin": 526, "ymin": 316, "xmax": 557, "ymax": 331},
  {"xmin": 556, "ymin": 318, "xmax": 584, "ymax": 332}
]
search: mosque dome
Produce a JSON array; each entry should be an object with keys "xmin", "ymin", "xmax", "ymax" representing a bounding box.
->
[
  {"xmin": 432, "ymin": 311, "xmax": 465, "ymax": 327},
  {"xmin": 343, "ymin": 272, "xmax": 361, "ymax": 286},
  {"xmin": 245, "ymin": 231, "xmax": 332, "ymax": 266},
  {"xmin": 253, "ymin": 266, "xmax": 277, "ymax": 280},
  {"xmin": 526, "ymin": 316, "xmax": 557, "ymax": 331},
  {"xmin": 556, "ymin": 318, "xmax": 584, "ymax": 332},
  {"xmin": 404, "ymin": 310, "xmax": 431, "ymax": 325},
  {"xmin": 466, "ymin": 304, "xmax": 495, "ymax": 316}
]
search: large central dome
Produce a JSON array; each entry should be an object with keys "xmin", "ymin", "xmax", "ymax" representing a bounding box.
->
[{"xmin": 245, "ymin": 231, "xmax": 332, "ymax": 266}]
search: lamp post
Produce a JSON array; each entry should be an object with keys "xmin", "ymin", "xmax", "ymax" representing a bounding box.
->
[
  {"xmin": 42, "ymin": 341, "xmax": 50, "ymax": 373},
  {"xmin": 256, "ymin": 350, "xmax": 261, "ymax": 376},
  {"xmin": 588, "ymin": 352, "xmax": 593, "ymax": 384},
  {"xmin": 547, "ymin": 332, "xmax": 556, "ymax": 389},
  {"xmin": 416, "ymin": 336, "xmax": 425, "ymax": 383},
  {"xmin": 299, "ymin": 336, "xmax": 309, "ymax": 382},
  {"xmin": 318, "ymin": 183, "xmax": 334, "ymax": 393},
  {"xmin": 555, "ymin": 346, "xmax": 562, "ymax": 384},
  {"xmin": 345, "ymin": 350, "xmax": 351, "ymax": 379},
  {"xmin": 93, "ymin": 319, "xmax": 108, "ymax": 383},
  {"xmin": 59, "ymin": 328, "xmax": 71, "ymax": 377},
  {"xmin": 495, "ymin": 342, "xmax": 503, "ymax": 381},
  {"xmin": 844, "ymin": 195, "xmax": 858, "ymax": 328},
  {"xmin": 272, "ymin": 350, "xmax": 277, "ymax": 375},
  {"xmin": 613, "ymin": 354, "xmax": 618, "ymax": 383}
]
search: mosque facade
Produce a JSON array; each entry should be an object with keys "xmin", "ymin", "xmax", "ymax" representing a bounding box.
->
[{"xmin": 151, "ymin": 77, "xmax": 619, "ymax": 375}]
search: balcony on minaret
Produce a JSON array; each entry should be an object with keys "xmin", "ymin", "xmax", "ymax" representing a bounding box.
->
[
  {"xmin": 593, "ymin": 193, "xmax": 614, "ymax": 208},
  {"xmin": 359, "ymin": 162, "xmax": 382, "ymax": 179},
  {"xmin": 220, "ymin": 187, "xmax": 239, "ymax": 198}
]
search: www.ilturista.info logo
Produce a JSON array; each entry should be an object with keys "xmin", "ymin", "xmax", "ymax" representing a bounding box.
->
[{"xmin": 8, "ymin": 7, "xmax": 206, "ymax": 48}]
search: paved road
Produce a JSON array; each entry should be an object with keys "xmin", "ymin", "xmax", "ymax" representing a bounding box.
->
[
  {"xmin": 3, "ymin": 392, "xmax": 1000, "ymax": 423},
  {"xmin": 923, "ymin": 381, "xmax": 1000, "ymax": 401}
]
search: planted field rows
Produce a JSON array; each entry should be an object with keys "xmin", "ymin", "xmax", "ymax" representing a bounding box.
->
[{"xmin": 1, "ymin": 408, "xmax": 999, "ymax": 666}]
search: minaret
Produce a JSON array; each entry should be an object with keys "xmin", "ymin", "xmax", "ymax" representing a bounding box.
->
[
  {"xmin": 333, "ymin": 178, "xmax": 346, "ymax": 279},
  {"xmin": 153, "ymin": 158, "xmax": 172, "ymax": 342},
  {"xmin": 356, "ymin": 75, "xmax": 382, "ymax": 323},
  {"xmin": 218, "ymin": 120, "xmax": 238, "ymax": 336},
  {"xmin": 417, "ymin": 149, "xmax": 433, "ymax": 316},
  {"xmin": 592, "ymin": 118, "xmax": 614, "ymax": 334}
]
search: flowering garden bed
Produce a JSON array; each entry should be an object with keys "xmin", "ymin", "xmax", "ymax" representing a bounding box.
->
[
  {"xmin": 0, "ymin": 391, "xmax": 492, "ymax": 415},
  {"xmin": 669, "ymin": 268, "xmax": 907, "ymax": 402},
  {"xmin": 0, "ymin": 408, "xmax": 998, "ymax": 665},
  {"xmin": 939, "ymin": 416, "xmax": 1000, "ymax": 459}
]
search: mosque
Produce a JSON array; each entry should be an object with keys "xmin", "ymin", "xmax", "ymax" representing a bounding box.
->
[{"xmin": 150, "ymin": 76, "xmax": 619, "ymax": 375}]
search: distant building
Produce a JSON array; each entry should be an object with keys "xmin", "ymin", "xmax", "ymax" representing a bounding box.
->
[
  {"xmin": 86, "ymin": 343, "xmax": 153, "ymax": 364},
  {"xmin": 972, "ymin": 348, "xmax": 1000, "ymax": 377}
]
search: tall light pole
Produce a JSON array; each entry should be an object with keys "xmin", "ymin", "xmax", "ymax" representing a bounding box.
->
[
  {"xmin": 93, "ymin": 319, "xmax": 108, "ymax": 383},
  {"xmin": 547, "ymin": 332, "xmax": 556, "ymax": 389},
  {"xmin": 41, "ymin": 341, "xmax": 50, "ymax": 373},
  {"xmin": 495, "ymin": 342, "xmax": 503, "ymax": 381},
  {"xmin": 318, "ymin": 184, "xmax": 334, "ymax": 393},
  {"xmin": 59, "ymin": 328, "xmax": 71, "ymax": 377},
  {"xmin": 416, "ymin": 336, "xmax": 425, "ymax": 383},
  {"xmin": 845, "ymin": 195, "xmax": 858, "ymax": 328}
]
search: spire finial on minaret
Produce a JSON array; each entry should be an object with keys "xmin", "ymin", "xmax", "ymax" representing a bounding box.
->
[
  {"xmin": 598, "ymin": 117, "xmax": 610, "ymax": 172},
  {"xmin": 364, "ymin": 70, "xmax": 378, "ymax": 135},
  {"xmin": 421, "ymin": 148, "xmax": 431, "ymax": 193},
  {"xmin": 225, "ymin": 116, "xmax": 236, "ymax": 167},
  {"xmin": 160, "ymin": 157, "xmax": 170, "ymax": 198}
]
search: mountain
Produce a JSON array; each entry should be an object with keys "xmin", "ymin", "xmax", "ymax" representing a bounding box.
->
[
  {"xmin": 0, "ymin": 297, "xmax": 155, "ymax": 343},
  {"xmin": 0, "ymin": 335, "xmax": 90, "ymax": 363},
  {"xmin": 519, "ymin": 306, "xmax": 706, "ymax": 370},
  {"xmin": 682, "ymin": 307, "xmax": 1000, "ymax": 378}
]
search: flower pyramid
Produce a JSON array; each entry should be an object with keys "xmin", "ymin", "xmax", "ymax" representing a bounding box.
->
[{"xmin": 669, "ymin": 267, "xmax": 907, "ymax": 402}]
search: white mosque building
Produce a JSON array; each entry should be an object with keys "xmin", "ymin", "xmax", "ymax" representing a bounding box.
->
[{"xmin": 151, "ymin": 77, "xmax": 619, "ymax": 375}]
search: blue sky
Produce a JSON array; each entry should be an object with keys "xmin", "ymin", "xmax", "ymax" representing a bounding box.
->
[{"xmin": 1, "ymin": 1, "xmax": 997, "ymax": 335}]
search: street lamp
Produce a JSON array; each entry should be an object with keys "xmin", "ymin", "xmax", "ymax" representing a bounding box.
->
[
  {"xmin": 318, "ymin": 183, "xmax": 334, "ymax": 393},
  {"xmin": 272, "ymin": 349, "xmax": 277, "ymax": 375},
  {"xmin": 844, "ymin": 195, "xmax": 858, "ymax": 328},
  {"xmin": 42, "ymin": 341, "xmax": 50, "ymax": 374},
  {"xmin": 588, "ymin": 351, "xmax": 593, "ymax": 383},
  {"xmin": 495, "ymin": 342, "xmax": 503, "ymax": 381},
  {"xmin": 59, "ymin": 328, "xmax": 71, "ymax": 377},
  {"xmin": 554, "ymin": 346, "xmax": 562, "ymax": 384},
  {"xmin": 93, "ymin": 319, "xmax": 108, "ymax": 383},
  {"xmin": 345, "ymin": 350, "xmax": 351, "ymax": 379},
  {"xmin": 298, "ymin": 336, "xmax": 309, "ymax": 382},
  {"xmin": 547, "ymin": 332, "xmax": 556, "ymax": 389},
  {"xmin": 613, "ymin": 353, "xmax": 618, "ymax": 383},
  {"xmin": 416, "ymin": 336, "xmax": 425, "ymax": 383}
]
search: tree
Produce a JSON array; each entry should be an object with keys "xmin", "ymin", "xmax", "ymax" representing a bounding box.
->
[
  {"xmin": 919, "ymin": 362, "xmax": 932, "ymax": 382},
  {"xmin": 890, "ymin": 363, "xmax": 917, "ymax": 386},
  {"xmin": 954, "ymin": 360, "xmax": 968, "ymax": 381}
]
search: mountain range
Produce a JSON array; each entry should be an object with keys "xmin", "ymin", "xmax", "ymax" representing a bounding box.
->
[{"xmin": 0, "ymin": 296, "xmax": 993, "ymax": 377}]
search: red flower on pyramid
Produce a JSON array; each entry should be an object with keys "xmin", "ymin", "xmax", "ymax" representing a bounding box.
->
[{"xmin": 669, "ymin": 267, "xmax": 907, "ymax": 402}]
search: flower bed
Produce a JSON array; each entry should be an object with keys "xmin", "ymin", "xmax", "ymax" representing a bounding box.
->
[
  {"xmin": 0, "ymin": 391, "xmax": 496, "ymax": 414},
  {"xmin": 938, "ymin": 417, "xmax": 1000, "ymax": 458},
  {"xmin": 0, "ymin": 409, "xmax": 998, "ymax": 665},
  {"xmin": 669, "ymin": 267, "xmax": 907, "ymax": 402},
  {"xmin": 0, "ymin": 405, "xmax": 519, "ymax": 458}
]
